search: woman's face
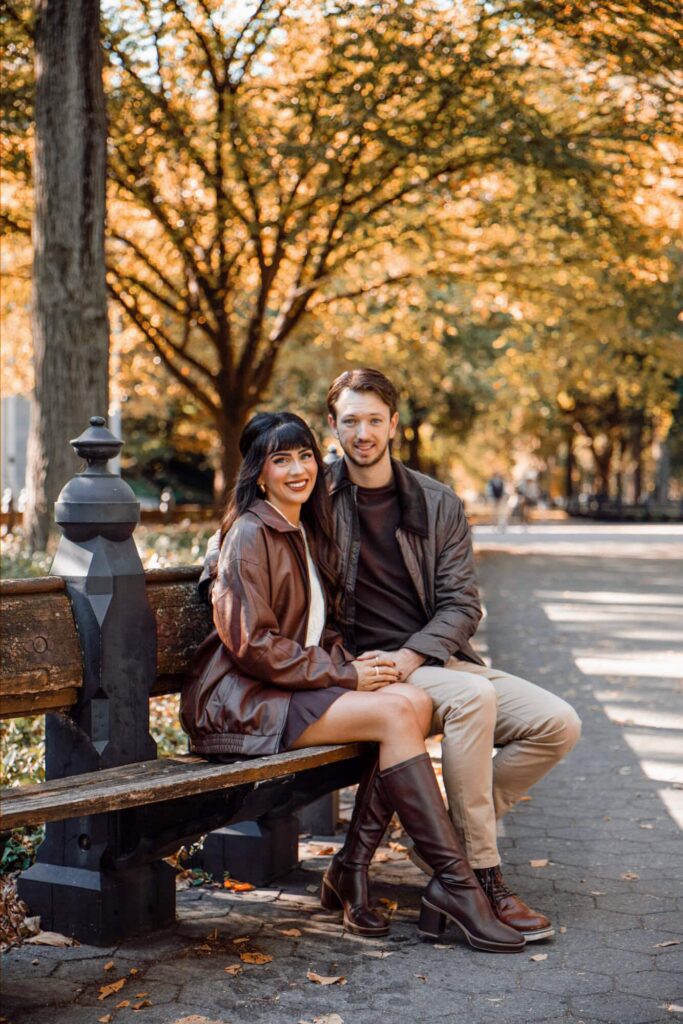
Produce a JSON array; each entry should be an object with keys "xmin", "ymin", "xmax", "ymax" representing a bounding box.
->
[{"xmin": 258, "ymin": 445, "xmax": 318, "ymax": 522}]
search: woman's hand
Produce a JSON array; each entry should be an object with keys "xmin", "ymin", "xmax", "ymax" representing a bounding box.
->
[{"xmin": 352, "ymin": 651, "xmax": 400, "ymax": 691}]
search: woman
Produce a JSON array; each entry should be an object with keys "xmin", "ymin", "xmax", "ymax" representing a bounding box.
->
[{"xmin": 181, "ymin": 412, "xmax": 524, "ymax": 953}]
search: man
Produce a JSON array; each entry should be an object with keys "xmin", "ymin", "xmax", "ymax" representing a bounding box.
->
[{"xmin": 323, "ymin": 368, "xmax": 581, "ymax": 942}]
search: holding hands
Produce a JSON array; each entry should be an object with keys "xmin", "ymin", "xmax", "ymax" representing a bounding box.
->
[{"xmin": 352, "ymin": 650, "xmax": 400, "ymax": 690}]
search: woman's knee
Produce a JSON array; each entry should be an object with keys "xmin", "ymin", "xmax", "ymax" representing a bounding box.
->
[{"xmin": 379, "ymin": 693, "xmax": 423, "ymax": 735}]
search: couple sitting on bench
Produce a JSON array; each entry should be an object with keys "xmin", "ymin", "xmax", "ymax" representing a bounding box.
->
[{"xmin": 181, "ymin": 368, "xmax": 581, "ymax": 954}]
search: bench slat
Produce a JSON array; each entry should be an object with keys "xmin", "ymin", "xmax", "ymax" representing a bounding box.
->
[
  {"xmin": 0, "ymin": 589, "xmax": 83, "ymax": 718},
  {"xmin": 0, "ymin": 743, "xmax": 364, "ymax": 829},
  {"xmin": 0, "ymin": 568, "xmax": 213, "ymax": 717}
]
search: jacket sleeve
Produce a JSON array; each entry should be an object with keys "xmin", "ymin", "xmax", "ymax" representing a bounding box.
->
[
  {"xmin": 403, "ymin": 494, "xmax": 482, "ymax": 664},
  {"xmin": 212, "ymin": 545, "xmax": 358, "ymax": 692},
  {"xmin": 198, "ymin": 529, "xmax": 221, "ymax": 605}
]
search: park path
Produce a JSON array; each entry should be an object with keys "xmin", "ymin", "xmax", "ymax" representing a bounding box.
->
[{"xmin": 2, "ymin": 528, "xmax": 682, "ymax": 1024}]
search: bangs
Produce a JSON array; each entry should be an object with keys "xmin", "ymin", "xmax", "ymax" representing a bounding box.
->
[{"xmin": 264, "ymin": 419, "xmax": 315, "ymax": 455}]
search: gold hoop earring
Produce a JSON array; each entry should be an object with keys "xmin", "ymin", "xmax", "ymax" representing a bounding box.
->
[{"xmin": 258, "ymin": 482, "xmax": 266, "ymax": 494}]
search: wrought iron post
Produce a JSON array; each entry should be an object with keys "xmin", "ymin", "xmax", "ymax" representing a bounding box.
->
[{"xmin": 18, "ymin": 417, "xmax": 175, "ymax": 944}]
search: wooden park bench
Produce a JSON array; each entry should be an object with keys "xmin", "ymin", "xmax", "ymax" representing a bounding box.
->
[{"xmin": 0, "ymin": 418, "xmax": 368, "ymax": 945}]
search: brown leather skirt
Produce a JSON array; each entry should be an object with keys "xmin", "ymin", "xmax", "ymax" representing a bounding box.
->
[{"xmin": 279, "ymin": 686, "xmax": 349, "ymax": 751}]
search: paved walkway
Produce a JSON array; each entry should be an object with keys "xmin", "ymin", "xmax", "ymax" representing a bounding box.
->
[{"xmin": 2, "ymin": 530, "xmax": 682, "ymax": 1024}]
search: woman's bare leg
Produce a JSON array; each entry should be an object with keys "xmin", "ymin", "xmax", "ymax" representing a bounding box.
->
[{"xmin": 288, "ymin": 689, "xmax": 429, "ymax": 769}]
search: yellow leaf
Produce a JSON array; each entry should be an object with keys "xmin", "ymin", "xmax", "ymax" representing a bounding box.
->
[
  {"xmin": 115, "ymin": 1000, "xmax": 131, "ymax": 1008},
  {"xmin": 240, "ymin": 951, "xmax": 273, "ymax": 965},
  {"xmin": 378, "ymin": 897, "xmax": 398, "ymax": 915},
  {"xmin": 98, "ymin": 1017, "xmax": 113, "ymax": 1024},
  {"xmin": 103, "ymin": 961, "xmax": 115, "ymax": 972},
  {"xmin": 224, "ymin": 965, "xmax": 242, "ymax": 975},
  {"xmin": 132, "ymin": 999, "xmax": 152, "ymax": 1010},
  {"xmin": 529, "ymin": 859, "xmax": 549, "ymax": 868},
  {"xmin": 98, "ymin": 978, "xmax": 126, "ymax": 1000},
  {"xmin": 279, "ymin": 928, "xmax": 302, "ymax": 937},
  {"xmin": 530, "ymin": 953, "xmax": 548, "ymax": 962},
  {"xmin": 223, "ymin": 879, "xmax": 255, "ymax": 891},
  {"xmin": 306, "ymin": 970, "xmax": 346, "ymax": 986},
  {"xmin": 232, "ymin": 936, "xmax": 250, "ymax": 944}
]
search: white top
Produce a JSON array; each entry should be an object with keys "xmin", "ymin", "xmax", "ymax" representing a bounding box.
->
[{"xmin": 264, "ymin": 502, "xmax": 325, "ymax": 647}]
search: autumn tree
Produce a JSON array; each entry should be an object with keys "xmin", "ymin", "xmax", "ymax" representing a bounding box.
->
[{"xmin": 13, "ymin": 0, "xmax": 110, "ymax": 549}]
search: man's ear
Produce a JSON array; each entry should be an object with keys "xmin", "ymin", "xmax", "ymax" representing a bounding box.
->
[
  {"xmin": 327, "ymin": 412, "xmax": 337, "ymax": 433},
  {"xmin": 388, "ymin": 411, "xmax": 399, "ymax": 439}
]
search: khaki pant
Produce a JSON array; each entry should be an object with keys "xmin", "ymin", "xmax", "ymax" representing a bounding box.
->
[{"xmin": 407, "ymin": 658, "xmax": 581, "ymax": 869}]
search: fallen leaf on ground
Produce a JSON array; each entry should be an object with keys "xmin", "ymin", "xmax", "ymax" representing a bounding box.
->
[
  {"xmin": 129, "ymin": 967, "xmax": 140, "ymax": 975},
  {"xmin": 98, "ymin": 1017, "xmax": 113, "ymax": 1024},
  {"xmin": 415, "ymin": 974, "xmax": 427, "ymax": 981},
  {"xmin": 530, "ymin": 953, "xmax": 548, "ymax": 962},
  {"xmin": 223, "ymin": 880, "xmax": 255, "ymax": 892},
  {"xmin": 590, "ymin": 891, "xmax": 606, "ymax": 896},
  {"xmin": 298, "ymin": 1015, "xmax": 344, "ymax": 1024},
  {"xmin": 224, "ymin": 964, "xmax": 242, "ymax": 975},
  {"xmin": 232, "ymin": 936, "xmax": 250, "ymax": 944},
  {"xmin": 172, "ymin": 1018, "xmax": 226, "ymax": 1024},
  {"xmin": 364, "ymin": 950, "xmax": 393, "ymax": 958},
  {"xmin": 621, "ymin": 871, "xmax": 639, "ymax": 881},
  {"xmin": 388, "ymin": 841, "xmax": 407, "ymax": 853},
  {"xmin": 518, "ymin": 795, "xmax": 533, "ymax": 802},
  {"xmin": 433, "ymin": 944, "xmax": 452, "ymax": 950},
  {"xmin": 639, "ymin": 823, "xmax": 654, "ymax": 829},
  {"xmin": 115, "ymin": 1001, "xmax": 130, "ymax": 1009},
  {"xmin": 103, "ymin": 961, "xmax": 115, "ymax": 972},
  {"xmin": 134, "ymin": 992, "xmax": 149, "ymax": 997},
  {"xmin": 662, "ymin": 1004, "xmax": 683, "ymax": 1014},
  {"xmin": 315, "ymin": 846, "xmax": 335, "ymax": 856},
  {"xmin": 25, "ymin": 931, "xmax": 79, "ymax": 947},
  {"xmin": 559, "ymin": 926, "xmax": 567, "ymax": 934},
  {"xmin": 207, "ymin": 928, "xmax": 218, "ymax": 940},
  {"xmin": 98, "ymin": 978, "xmax": 126, "ymax": 1000},
  {"xmin": 307, "ymin": 970, "xmax": 346, "ymax": 986},
  {"xmin": 377, "ymin": 897, "xmax": 398, "ymax": 915},
  {"xmin": 529, "ymin": 859, "xmax": 549, "ymax": 868},
  {"xmin": 132, "ymin": 1000, "xmax": 152, "ymax": 1011},
  {"xmin": 279, "ymin": 928, "xmax": 302, "ymax": 937},
  {"xmin": 240, "ymin": 951, "xmax": 273, "ymax": 965},
  {"xmin": 655, "ymin": 940, "xmax": 682, "ymax": 948}
]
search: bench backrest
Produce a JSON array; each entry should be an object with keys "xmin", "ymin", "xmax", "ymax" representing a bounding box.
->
[{"xmin": 0, "ymin": 567, "xmax": 213, "ymax": 719}]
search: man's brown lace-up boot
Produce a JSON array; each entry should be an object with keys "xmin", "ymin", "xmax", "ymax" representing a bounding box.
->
[{"xmin": 475, "ymin": 866, "xmax": 555, "ymax": 941}]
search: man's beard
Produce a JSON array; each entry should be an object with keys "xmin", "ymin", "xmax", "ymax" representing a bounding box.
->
[{"xmin": 341, "ymin": 438, "xmax": 390, "ymax": 469}]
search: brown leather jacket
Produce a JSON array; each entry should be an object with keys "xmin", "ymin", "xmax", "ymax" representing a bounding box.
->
[{"xmin": 180, "ymin": 500, "xmax": 358, "ymax": 756}]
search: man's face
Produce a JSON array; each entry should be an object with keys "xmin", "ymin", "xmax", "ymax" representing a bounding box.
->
[{"xmin": 328, "ymin": 388, "xmax": 399, "ymax": 469}]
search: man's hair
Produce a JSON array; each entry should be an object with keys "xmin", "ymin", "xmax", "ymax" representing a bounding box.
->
[{"xmin": 326, "ymin": 368, "xmax": 399, "ymax": 419}]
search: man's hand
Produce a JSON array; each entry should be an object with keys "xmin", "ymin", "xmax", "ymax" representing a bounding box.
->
[
  {"xmin": 352, "ymin": 654, "xmax": 400, "ymax": 691},
  {"xmin": 358, "ymin": 648, "xmax": 425, "ymax": 682}
]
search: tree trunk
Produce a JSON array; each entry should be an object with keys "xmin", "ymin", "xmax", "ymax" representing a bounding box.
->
[
  {"xmin": 24, "ymin": 0, "xmax": 109, "ymax": 550},
  {"xmin": 214, "ymin": 405, "xmax": 252, "ymax": 509},
  {"xmin": 564, "ymin": 424, "xmax": 575, "ymax": 501}
]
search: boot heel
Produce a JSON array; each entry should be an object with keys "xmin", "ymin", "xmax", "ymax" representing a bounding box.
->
[
  {"xmin": 320, "ymin": 878, "xmax": 342, "ymax": 911},
  {"xmin": 418, "ymin": 899, "xmax": 446, "ymax": 939}
]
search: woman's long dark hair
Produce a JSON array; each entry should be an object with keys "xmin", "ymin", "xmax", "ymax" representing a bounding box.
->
[{"xmin": 220, "ymin": 412, "xmax": 342, "ymax": 613}]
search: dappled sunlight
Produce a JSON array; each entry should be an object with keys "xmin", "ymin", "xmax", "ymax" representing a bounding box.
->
[
  {"xmin": 575, "ymin": 654, "xmax": 683, "ymax": 679},
  {"xmin": 538, "ymin": 580, "xmax": 683, "ymax": 833}
]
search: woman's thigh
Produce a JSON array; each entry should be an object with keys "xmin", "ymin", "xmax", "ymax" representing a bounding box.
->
[{"xmin": 287, "ymin": 689, "xmax": 415, "ymax": 749}]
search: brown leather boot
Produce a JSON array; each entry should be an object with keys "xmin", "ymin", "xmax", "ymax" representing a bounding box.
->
[
  {"xmin": 475, "ymin": 866, "xmax": 555, "ymax": 941},
  {"xmin": 378, "ymin": 754, "xmax": 525, "ymax": 953},
  {"xmin": 320, "ymin": 757, "xmax": 393, "ymax": 936}
]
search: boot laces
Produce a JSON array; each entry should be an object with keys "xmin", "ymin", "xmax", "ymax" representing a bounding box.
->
[{"xmin": 478, "ymin": 866, "xmax": 516, "ymax": 902}]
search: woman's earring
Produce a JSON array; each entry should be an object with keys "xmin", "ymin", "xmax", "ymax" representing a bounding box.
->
[{"xmin": 258, "ymin": 482, "xmax": 266, "ymax": 494}]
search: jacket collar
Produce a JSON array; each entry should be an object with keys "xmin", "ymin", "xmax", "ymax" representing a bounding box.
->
[
  {"xmin": 327, "ymin": 457, "xmax": 428, "ymax": 537},
  {"xmin": 248, "ymin": 499, "xmax": 301, "ymax": 533}
]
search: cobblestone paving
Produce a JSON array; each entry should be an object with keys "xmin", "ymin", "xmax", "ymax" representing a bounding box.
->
[{"xmin": 2, "ymin": 541, "xmax": 682, "ymax": 1024}]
